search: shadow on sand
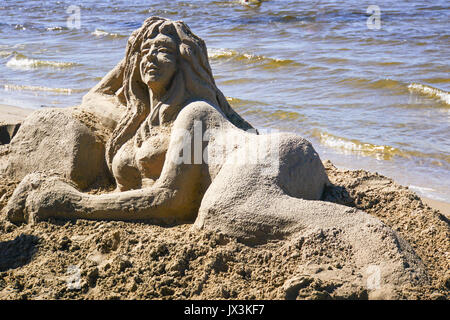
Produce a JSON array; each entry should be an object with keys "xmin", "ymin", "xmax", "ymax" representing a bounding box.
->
[{"xmin": 0, "ymin": 234, "xmax": 40, "ymax": 272}]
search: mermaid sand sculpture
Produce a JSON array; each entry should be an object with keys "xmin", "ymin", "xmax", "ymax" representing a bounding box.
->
[{"xmin": 0, "ymin": 17, "xmax": 428, "ymax": 297}]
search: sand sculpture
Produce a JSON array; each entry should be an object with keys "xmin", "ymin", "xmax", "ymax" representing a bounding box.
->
[{"xmin": 0, "ymin": 17, "xmax": 429, "ymax": 298}]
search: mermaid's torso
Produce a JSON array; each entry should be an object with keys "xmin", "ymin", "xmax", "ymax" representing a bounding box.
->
[{"xmin": 111, "ymin": 118, "xmax": 171, "ymax": 191}]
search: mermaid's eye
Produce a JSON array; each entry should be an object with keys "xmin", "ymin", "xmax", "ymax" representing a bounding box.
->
[{"xmin": 158, "ymin": 47, "xmax": 172, "ymax": 54}]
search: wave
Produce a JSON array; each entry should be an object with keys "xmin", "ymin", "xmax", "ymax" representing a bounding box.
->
[
  {"xmin": 238, "ymin": 0, "xmax": 263, "ymax": 6},
  {"xmin": 220, "ymin": 78, "xmax": 256, "ymax": 85},
  {"xmin": 407, "ymin": 185, "xmax": 448, "ymax": 202},
  {"xmin": 0, "ymin": 50, "xmax": 14, "ymax": 58},
  {"xmin": 226, "ymin": 96, "xmax": 269, "ymax": 108},
  {"xmin": 208, "ymin": 48, "xmax": 303, "ymax": 69},
  {"xmin": 45, "ymin": 26, "xmax": 69, "ymax": 32},
  {"xmin": 243, "ymin": 108, "xmax": 304, "ymax": 124},
  {"xmin": 337, "ymin": 77, "xmax": 407, "ymax": 92},
  {"xmin": 3, "ymin": 83, "xmax": 85, "ymax": 95},
  {"xmin": 312, "ymin": 130, "xmax": 400, "ymax": 160},
  {"xmin": 226, "ymin": 97, "xmax": 304, "ymax": 123},
  {"xmin": 311, "ymin": 130, "xmax": 450, "ymax": 164},
  {"xmin": 365, "ymin": 60, "xmax": 404, "ymax": 67},
  {"xmin": 137, "ymin": 8, "xmax": 179, "ymax": 16},
  {"xmin": 408, "ymin": 83, "xmax": 450, "ymax": 105},
  {"xmin": 226, "ymin": 96, "xmax": 246, "ymax": 105},
  {"xmin": 316, "ymin": 57, "xmax": 350, "ymax": 64},
  {"xmin": 418, "ymin": 78, "xmax": 450, "ymax": 85},
  {"xmin": 6, "ymin": 54, "xmax": 78, "ymax": 70},
  {"xmin": 91, "ymin": 29, "xmax": 126, "ymax": 38},
  {"xmin": 336, "ymin": 78, "xmax": 450, "ymax": 105}
]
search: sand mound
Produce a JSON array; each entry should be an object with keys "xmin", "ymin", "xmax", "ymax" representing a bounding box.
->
[
  {"xmin": 322, "ymin": 161, "xmax": 449, "ymax": 299},
  {"xmin": 0, "ymin": 161, "xmax": 448, "ymax": 300}
]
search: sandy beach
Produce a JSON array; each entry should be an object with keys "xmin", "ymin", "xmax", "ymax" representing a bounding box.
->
[
  {"xmin": 0, "ymin": 104, "xmax": 33, "ymax": 125},
  {"xmin": 422, "ymin": 197, "xmax": 450, "ymax": 217},
  {"xmin": 0, "ymin": 103, "xmax": 449, "ymax": 300}
]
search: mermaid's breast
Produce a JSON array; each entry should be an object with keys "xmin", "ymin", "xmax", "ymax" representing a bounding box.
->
[{"xmin": 135, "ymin": 132, "xmax": 169, "ymax": 180}]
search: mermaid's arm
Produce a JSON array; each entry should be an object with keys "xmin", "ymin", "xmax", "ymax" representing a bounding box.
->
[
  {"xmin": 89, "ymin": 58, "xmax": 125, "ymax": 95},
  {"xmin": 5, "ymin": 101, "xmax": 224, "ymax": 224}
]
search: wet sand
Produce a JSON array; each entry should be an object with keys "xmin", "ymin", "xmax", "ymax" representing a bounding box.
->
[
  {"xmin": 422, "ymin": 197, "xmax": 450, "ymax": 217},
  {"xmin": 0, "ymin": 104, "xmax": 33, "ymax": 125}
]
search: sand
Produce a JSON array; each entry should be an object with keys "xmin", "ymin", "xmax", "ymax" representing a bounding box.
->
[
  {"xmin": 0, "ymin": 104, "xmax": 33, "ymax": 125},
  {"xmin": 0, "ymin": 104, "xmax": 34, "ymax": 144},
  {"xmin": 422, "ymin": 197, "xmax": 450, "ymax": 218},
  {"xmin": 0, "ymin": 105, "xmax": 448, "ymax": 300}
]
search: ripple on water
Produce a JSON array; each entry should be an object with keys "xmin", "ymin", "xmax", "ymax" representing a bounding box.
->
[
  {"xmin": 3, "ymin": 83, "xmax": 86, "ymax": 95},
  {"xmin": 208, "ymin": 48, "xmax": 304, "ymax": 69},
  {"xmin": 408, "ymin": 83, "xmax": 450, "ymax": 106},
  {"xmin": 6, "ymin": 54, "xmax": 79, "ymax": 70},
  {"xmin": 310, "ymin": 129, "xmax": 450, "ymax": 165}
]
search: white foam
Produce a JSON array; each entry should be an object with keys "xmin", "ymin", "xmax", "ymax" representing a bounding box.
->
[
  {"xmin": 408, "ymin": 185, "xmax": 448, "ymax": 202},
  {"xmin": 91, "ymin": 29, "xmax": 124, "ymax": 38},
  {"xmin": 208, "ymin": 48, "xmax": 237, "ymax": 59},
  {"xmin": 408, "ymin": 83, "xmax": 450, "ymax": 105},
  {"xmin": 91, "ymin": 29, "xmax": 109, "ymax": 37},
  {"xmin": 6, "ymin": 55, "xmax": 75, "ymax": 70},
  {"xmin": 316, "ymin": 131, "xmax": 398, "ymax": 161},
  {"xmin": 3, "ymin": 84, "xmax": 81, "ymax": 95},
  {"xmin": 0, "ymin": 51, "xmax": 13, "ymax": 58}
]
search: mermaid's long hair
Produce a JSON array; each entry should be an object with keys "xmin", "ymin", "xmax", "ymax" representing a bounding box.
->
[{"xmin": 105, "ymin": 17, "xmax": 254, "ymax": 171}]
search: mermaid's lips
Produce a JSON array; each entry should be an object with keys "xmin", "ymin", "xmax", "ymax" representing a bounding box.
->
[{"xmin": 145, "ymin": 63, "xmax": 158, "ymax": 74}]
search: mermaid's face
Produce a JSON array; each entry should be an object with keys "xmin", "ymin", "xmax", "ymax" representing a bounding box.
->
[{"xmin": 140, "ymin": 34, "xmax": 177, "ymax": 91}]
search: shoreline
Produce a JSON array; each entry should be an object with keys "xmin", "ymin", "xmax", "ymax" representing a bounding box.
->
[
  {"xmin": 1, "ymin": 103, "xmax": 449, "ymax": 217},
  {"xmin": 0, "ymin": 104, "xmax": 34, "ymax": 125},
  {"xmin": 422, "ymin": 197, "xmax": 450, "ymax": 217}
]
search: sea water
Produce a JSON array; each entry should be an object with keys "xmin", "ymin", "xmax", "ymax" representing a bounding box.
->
[{"xmin": 0, "ymin": 0, "xmax": 448, "ymax": 201}]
